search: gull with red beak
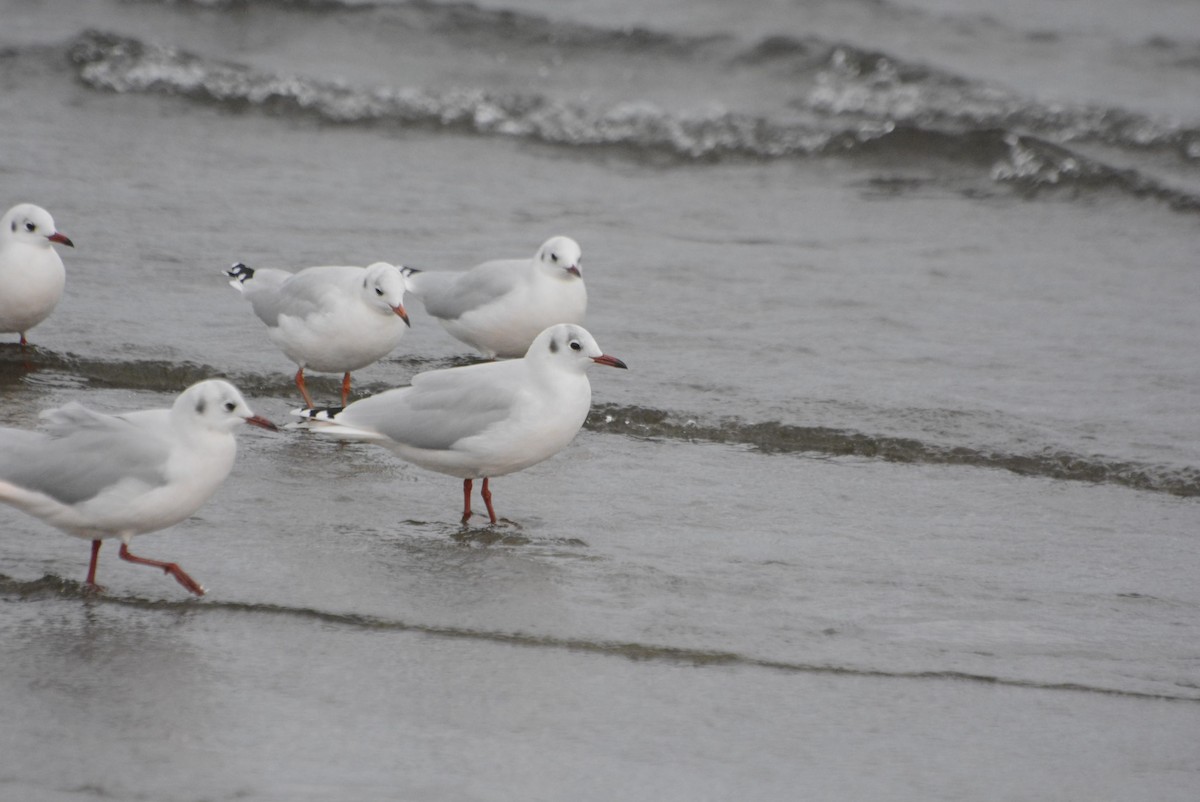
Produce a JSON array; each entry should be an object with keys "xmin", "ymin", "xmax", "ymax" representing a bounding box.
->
[
  {"xmin": 0, "ymin": 380, "xmax": 277, "ymax": 596},
  {"xmin": 0, "ymin": 203, "xmax": 75, "ymax": 348},
  {"xmin": 402, "ymin": 235, "xmax": 586, "ymax": 359},
  {"xmin": 293, "ymin": 323, "xmax": 626, "ymax": 525},
  {"xmin": 226, "ymin": 261, "xmax": 411, "ymax": 407}
]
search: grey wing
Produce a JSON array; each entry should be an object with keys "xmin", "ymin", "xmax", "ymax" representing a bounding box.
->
[
  {"xmin": 241, "ymin": 268, "xmax": 331, "ymax": 327},
  {"xmin": 0, "ymin": 416, "xmax": 171, "ymax": 505},
  {"xmin": 413, "ymin": 260, "xmax": 523, "ymax": 321},
  {"xmin": 338, "ymin": 363, "xmax": 521, "ymax": 451}
]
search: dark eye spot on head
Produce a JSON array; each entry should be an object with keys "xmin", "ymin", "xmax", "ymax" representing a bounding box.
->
[
  {"xmin": 375, "ymin": 287, "xmax": 384, "ymax": 296},
  {"xmin": 569, "ymin": 340, "xmax": 582, "ymax": 352},
  {"xmin": 195, "ymin": 400, "xmax": 207, "ymax": 415},
  {"xmin": 550, "ymin": 252, "xmax": 558, "ymax": 262},
  {"xmin": 549, "ymin": 338, "xmax": 559, "ymax": 353},
  {"xmin": 24, "ymin": 222, "xmax": 35, "ymax": 232},
  {"xmin": 224, "ymin": 401, "xmax": 237, "ymax": 412}
]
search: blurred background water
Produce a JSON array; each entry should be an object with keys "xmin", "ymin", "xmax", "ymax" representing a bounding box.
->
[{"xmin": 1, "ymin": 1, "xmax": 1198, "ymax": 800}]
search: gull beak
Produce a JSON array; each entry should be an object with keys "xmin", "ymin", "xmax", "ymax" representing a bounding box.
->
[
  {"xmin": 48, "ymin": 232, "xmax": 74, "ymax": 248},
  {"xmin": 393, "ymin": 304, "xmax": 411, "ymax": 327},
  {"xmin": 592, "ymin": 354, "xmax": 628, "ymax": 369},
  {"xmin": 566, "ymin": 265, "xmax": 582, "ymax": 278},
  {"xmin": 243, "ymin": 414, "xmax": 279, "ymax": 431}
]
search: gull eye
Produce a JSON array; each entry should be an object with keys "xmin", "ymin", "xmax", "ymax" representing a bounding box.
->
[
  {"xmin": 375, "ymin": 287, "xmax": 385, "ymax": 296},
  {"xmin": 224, "ymin": 402, "xmax": 237, "ymax": 412},
  {"xmin": 24, "ymin": 221, "xmax": 36, "ymax": 232},
  {"xmin": 569, "ymin": 340, "xmax": 582, "ymax": 352},
  {"xmin": 550, "ymin": 252, "xmax": 558, "ymax": 262}
]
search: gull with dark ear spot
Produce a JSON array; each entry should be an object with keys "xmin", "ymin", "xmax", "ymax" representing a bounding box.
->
[
  {"xmin": 0, "ymin": 203, "xmax": 74, "ymax": 348},
  {"xmin": 0, "ymin": 380, "xmax": 277, "ymax": 596},
  {"xmin": 292, "ymin": 323, "xmax": 626, "ymax": 525},
  {"xmin": 225, "ymin": 261, "xmax": 410, "ymax": 407},
  {"xmin": 402, "ymin": 235, "xmax": 586, "ymax": 359}
]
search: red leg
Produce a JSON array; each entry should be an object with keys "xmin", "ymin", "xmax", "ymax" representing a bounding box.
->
[
  {"xmin": 341, "ymin": 372, "xmax": 353, "ymax": 406},
  {"xmin": 19, "ymin": 332, "xmax": 28, "ymax": 349},
  {"xmin": 84, "ymin": 539, "xmax": 105, "ymax": 593},
  {"xmin": 461, "ymin": 478, "xmax": 473, "ymax": 524},
  {"xmin": 295, "ymin": 367, "xmax": 315, "ymax": 409},
  {"xmin": 481, "ymin": 478, "xmax": 497, "ymax": 524},
  {"xmin": 119, "ymin": 542, "xmax": 206, "ymax": 596}
]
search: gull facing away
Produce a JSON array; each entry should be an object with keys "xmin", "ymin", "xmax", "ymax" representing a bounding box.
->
[
  {"xmin": 226, "ymin": 261, "xmax": 411, "ymax": 408},
  {"xmin": 0, "ymin": 380, "xmax": 277, "ymax": 596},
  {"xmin": 402, "ymin": 236, "xmax": 586, "ymax": 359},
  {"xmin": 0, "ymin": 203, "xmax": 75, "ymax": 347},
  {"xmin": 293, "ymin": 324, "xmax": 626, "ymax": 525}
]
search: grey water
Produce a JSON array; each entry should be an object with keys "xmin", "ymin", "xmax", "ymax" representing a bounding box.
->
[{"xmin": 1, "ymin": 0, "xmax": 1198, "ymax": 799}]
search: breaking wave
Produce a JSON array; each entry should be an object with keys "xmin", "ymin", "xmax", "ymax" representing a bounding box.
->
[{"xmin": 59, "ymin": 29, "xmax": 1200, "ymax": 210}]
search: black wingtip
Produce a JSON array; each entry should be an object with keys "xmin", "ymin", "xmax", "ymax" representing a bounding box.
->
[
  {"xmin": 225, "ymin": 262, "xmax": 255, "ymax": 282},
  {"xmin": 299, "ymin": 406, "xmax": 344, "ymax": 420}
]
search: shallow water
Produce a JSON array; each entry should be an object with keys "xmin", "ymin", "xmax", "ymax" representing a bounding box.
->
[{"xmin": 1, "ymin": 0, "xmax": 1199, "ymax": 799}]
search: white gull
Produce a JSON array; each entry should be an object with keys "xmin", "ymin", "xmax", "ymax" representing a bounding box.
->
[
  {"xmin": 292, "ymin": 323, "xmax": 625, "ymax": 524},
  {"xmin": 402, "ymin": 235, "xmax": 586, "ymax": 359},
  {"xmin": 226, "ymin": 261, "xmax": 411, "ymax": 407},
  {"xmin": 0, "ymin": 203, "xmax": 74, "ymax": 347},
  {"xmin": 0, "ymin": 380, "xmax": 277, "ymax": 596}
]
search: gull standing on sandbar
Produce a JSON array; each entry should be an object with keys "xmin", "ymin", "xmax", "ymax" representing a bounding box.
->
[
  {"xmin": 402, "ymin": 236, "xmax": 586, "ymax": 359},
  {"xmin": 0, "ymin": 380, "xmax": 277, "ymax": 596},
  {"xmin": 293, "ymin": 324, "xmax": 626, "ymax": 525},
  {"xmin": 0, "ymin": 203, "xmax": 74, "ymax": 348},
  {"xmin": 226, "ymin": 261, "xmax": 411, "ymax": 407}
]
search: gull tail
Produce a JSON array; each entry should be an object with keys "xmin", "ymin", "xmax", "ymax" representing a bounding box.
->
[
  {"xmin": 285, "ymin": 406, "xmax": 344, "ymax": 431},
  {"xmin": 287, "ymin": 406, "xmax": 387, "ymax": 443},
  {"xmin": 225, "ymin": 262, "xmax": 255, "ymax": 292}
]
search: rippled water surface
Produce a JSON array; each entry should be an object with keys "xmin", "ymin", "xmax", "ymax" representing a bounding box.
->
[{"xmin": 1, "ymin": 1, "xmax": 1199, "ymax": 800}]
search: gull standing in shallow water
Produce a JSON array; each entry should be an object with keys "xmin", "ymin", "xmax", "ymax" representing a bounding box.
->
[
  {"xmin": 402, "ymin": 235, "xmax": 586, "ymax": 359},
  {"xmin": 0, "ymin": 380, "xmax": 277, "ymax": 596},
  {"xmin": 0, "ymin": 203, "xmax": 74, "ymax": 348},
  {"xmin": 293, "ymin": 323, "xmax": 626, "ymax": 525},
  {"xmin": 226, "ymin": 261, "xmax": 411, "ymax": 407}
]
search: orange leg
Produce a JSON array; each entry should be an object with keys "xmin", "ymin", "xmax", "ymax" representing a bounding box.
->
[
  {"xmin": 461, "ymin": 478, "xmax": 473, "ymax": 524},
  {"xmin": 481, "ymin": 478, "xmax": 497, "ymax": 524},
  {"xmin": 84, "ymin": 539, "xmax": 105, "ymax": 593},
  {"xmin": 341, "ymin": 372, "xmax": 353, "ymax": 406},
  {"xmin": 295, "ymin": 367, "xmax": 315, "ymax": 409},
  {"xmin": 119, "ymin": 542, "xmax": 206, "ymax": 596}
]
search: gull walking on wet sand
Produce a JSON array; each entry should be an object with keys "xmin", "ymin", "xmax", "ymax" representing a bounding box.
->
[
  {"xmin": 0, "ymin": 380, "xmax": 277, "ymax": 596},
  {"xmin": 293, "ymin": 323, "xmax": 626, "ymax": 524}
]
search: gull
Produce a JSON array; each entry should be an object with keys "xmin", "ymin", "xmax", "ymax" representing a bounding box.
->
[
  {"xmin": 402, "ymin": 235, "xmax": 586, "ymax": 359},
  {"xmin": 293, "ymin": 323, "xmax": 626, "ymax": 524},
  {"xmin": 0, "ymin": 203, "xmax": 75, "ymax": 347},
  {"xmin": 0, "ymin": 380, "xmax": 277, "ymax": 596},
  {"xmin": 226, "ymin": 261, "xmax": 411, "ymax": 408}
]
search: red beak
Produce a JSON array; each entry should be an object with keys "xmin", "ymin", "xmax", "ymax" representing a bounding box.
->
[
  {"xmin": 592, "ymin": 354, "xmax": 627, "ymax": 369},
  {"xmin": 243, "ymin": 414, "xmax": 279, "ymax": 431},
  {"xmin": 48, "ymin": 232, "xmax": 74, "ymax": 248},
  {"xmin": 393, "ymin": 304, "xmax": 411, "ymax": 327},
  {"xmin": 567, "ymin": 265, "xmax": 582, "ymax": 278}
]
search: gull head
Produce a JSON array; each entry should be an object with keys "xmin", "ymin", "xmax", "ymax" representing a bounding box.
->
[
  {"xmin": 1, "ymin": 203, "xmax": 74, "ymax": 250},
  {"xmin": 174, "ymin": 379, "xmax": 278, "ymax": 433},
  {"xmin": 535, "ymin": 235, "xmax": 583, "ymax": 279},
  {"xmin": 362, "ymin": 262, "xmax": 410, "ymax": 326},
  {"xmin": 529, "ymin": 323, "xmax": 627, "ymax": 372}
]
